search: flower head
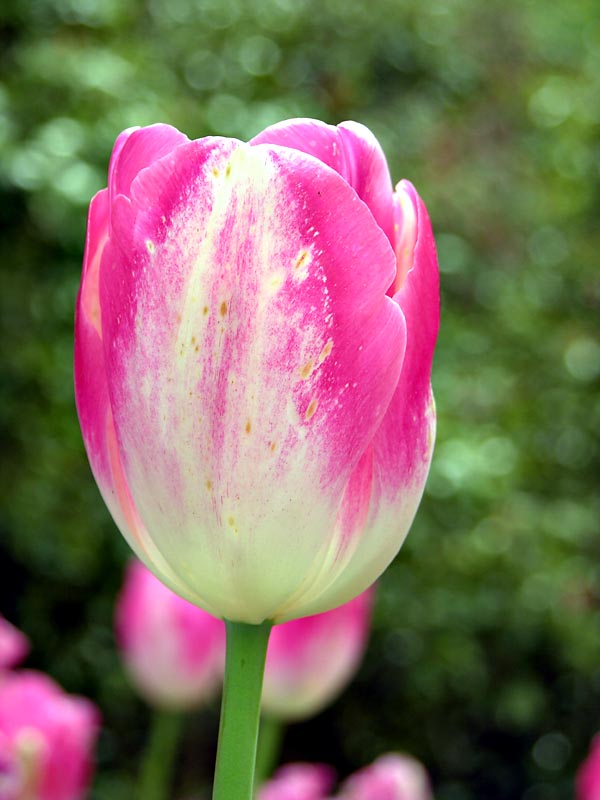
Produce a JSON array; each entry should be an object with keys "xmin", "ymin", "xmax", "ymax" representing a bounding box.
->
[
  {"xmin": 75, "ymin": 118, "xmax": 439, "ymax": 622},
  {"xmin": 0, "ymin": 671, "xmax": 99, "ymax": 800}
]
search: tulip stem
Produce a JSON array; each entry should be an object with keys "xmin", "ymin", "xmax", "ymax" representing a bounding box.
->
[
  {"xmin": 255, "ymin": 716, "xmax": 284, "ymax": 785},
  {"xmin": 213, "ymin": 620, "xmax": 273, "ymax": 800},
  {"xmin": 139, "ymin": 708, "xmax": 183, "ymax": 800}
]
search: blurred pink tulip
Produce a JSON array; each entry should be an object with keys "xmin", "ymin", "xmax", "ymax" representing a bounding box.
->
[
  {"xmin": 115, "ymin": 559, "xmax": 225, "ymax": 709},
  {"xmin": 258, "ymin": 762, "xmax": 336, "ymax": 800},
  {"xmin": 338, "ymin": 753, "xmax": 432, "ymax": 800},
  {"xmin": 0, "ymin": 617, "xmax": 28, "ymax": 671},
  {"xmin": 262, "ymin": 588, "xmax": 374, "ymax": 720},
  {"xmin": 75, "ymin": 118, "xmax": 439, "ymax": 623},
  {"xmin": 577, "ymin": 734, "xmax": 600, "ymax": 800},
  {"xmin": 0, "ymin": 670, "xmax": 99, "ymax": 800}
]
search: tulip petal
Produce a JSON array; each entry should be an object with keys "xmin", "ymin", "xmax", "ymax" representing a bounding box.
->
[
  {"xmin": 108, "ymin": 123, "xmax": 189, "ymax": 203},
  {"xmin": 74, "ymin": 190, "xmax": 208, "ymax": 607},
  {"xmin": 100, "ymin": 137, "xmax": 405, "ymax": 622},
  {"xmin": 250, "ymin": 118, "xmax": 396, "ymax": 248},
  {"xmin": 290, "ymin": 181, "xmax": 439, "ymax": 617}
]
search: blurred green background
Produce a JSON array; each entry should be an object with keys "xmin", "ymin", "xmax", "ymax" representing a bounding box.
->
[{"xmin": 1, "ymin": 0, "xmax": 599, "ymax": 797}]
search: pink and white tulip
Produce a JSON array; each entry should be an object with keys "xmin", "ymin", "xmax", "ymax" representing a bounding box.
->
[
  {"xmin": 577, "ymin": 734, "xmax": 600, "ymax": 800},
  {"xmin": 0, "ymin": 617, "xmax": 28, "ymax": 671},
  {"xmin": 115, "ymin": 559, "xmax": 225, "ymax": 709},
  {"xmin": 257, "ymin": 763, "xmax": 335, "ymax": 800},
  {"xmin": 75, "ymin": 118, "xmax": 439, "ymax": 623},
  {"xmin": 262, "ymin": 588, "xmax": 373, "ymax": 720},
  {"xmin": 0, "ymin": 670, "xmax": 99, "ymax": 800},
  {"xmin": 338, "ymin": 753, "xmax": 433, "ymax": 800}
]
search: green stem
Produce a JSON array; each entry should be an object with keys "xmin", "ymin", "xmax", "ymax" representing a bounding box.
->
[
  {"xmin": 255, "ymin": 716, "xmax": 284, "ymax": 786},
  {"xmin": 213, "ymin": 620, "xmax": 273, "ymax": 800},
  {"xmin": 138, "ymin": 708, "xmax": 184, "ymax": 800}
]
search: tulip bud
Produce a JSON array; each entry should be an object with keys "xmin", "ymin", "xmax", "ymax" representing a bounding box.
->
[
  {"xmin": 338, "ymin": 753, "xmax": 433, "ymax": 800},
  {"xmin": 75, "ymin": 118, "xmax": 439, "ymax": 623},
  {"xmin": 258, "ymin": 762, "xmax": 336, "ymax": 800},
  {"xmin": 261, "ymin": 589, "xmax": 373, "ymax": 720},
  {"xmin": 0, "ymin": 617, "xmax": 28, "ymax": 671},
  {"xmin": 115, "ymin": 560, "xmax": 225, "ymax": 709},
  {"xmin": 576, "ymin": 734, "xmax": 600, "ymax": 800},
  {"xmin": 0, "ymin": 670, "xmax": 99, "ymax": 800}
]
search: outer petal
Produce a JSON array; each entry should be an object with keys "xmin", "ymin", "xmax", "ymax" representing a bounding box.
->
[
  {"xmin": 292, "ymin": 181, "xmax": 439, "ymax": 617},
  {"xmin": 108, "ymin": 123, "xmax": 189, "ymax": 204},
  {"xmin": 74, "ymin": 189, "xmax": 204, "ymax": 604},
  {"xmin": 250, "ymin": 119, "xmax": 396, "ymax": 248},
  {"xmin": 99, "ymin": 137, "xmax": 405, "ymax": 622}
]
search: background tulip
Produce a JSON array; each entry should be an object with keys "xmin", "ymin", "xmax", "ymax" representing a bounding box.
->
[
  {"xmin": 261, "ymin": 588, "xmax": 374, "ymax": 721},
  {"xmin": 75, "ymin": 117, "xmax": 439, "ymax": 625},
  {"xmin": 115, "ymin": 559, "xmax": 225, "ymax": 709},
  {"xmin": 0, "ymin": 617, "xmax": 29, "ymax": 671},
  {"xmin": 0, "ymin": 670, "xmax": 99, "ymax": 800},
  {"xmin": 338, "ymin": 753, "xmax": 433, "ymax": 800},
  {"xmin": 576, "ymin": 735, "xmax": 600, "ymax": 800},
  {"xmin": 257, "ymin": 763, "xmax": 336, "ymax": 800}
]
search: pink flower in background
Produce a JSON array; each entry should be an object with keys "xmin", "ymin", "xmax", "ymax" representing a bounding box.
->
[
  {"xmin": 0, "ymin": 617, "xmax": 28, "ymax": 671},
  {"xmin": 338, "ymin": 753, "xmax": 433, "ymax": 800},
  {"xmin": 258, "ymin": 754, "xmax": 432, "ymax": 800},
  {"xmin": 577, "ymin": 735, "xmax": 600, "ymax": 800},
  {"xmin": 115, "ymin": 560, "xmax": 225, "ymax": 709},
  {"xmin": 75, "ymin": 118, "xmax": 439, "ymax": 623},
  {"xmin": 258, "ymin": 763, "xmax": 336, "ymax": 800},
  {"xmin": 0, "ymin": 670, "xmax": 99, "ymax": 800},
  {"xmin": 262, "ymin": 588, "xmax": 374, "ymax": 720}
]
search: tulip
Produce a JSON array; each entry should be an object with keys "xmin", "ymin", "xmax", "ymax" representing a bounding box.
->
[
  {"xmin": 0, "ymin": 670, "xmax": 99, "ymax": 800},
  {"xmin": 338, "ymin": 753, "xmax": 433, "ymax": 800},
  {"xmin": 0, "ymin": 617, "xmax": 29, "ymax": 671},
  {"xmin": 75, "ymin": 117, "xmax": 439, "ymax": 800},
  {"xmin": 116, "ymin": 559, "xmax": 225, "ymax": 709},
  {"xmin": 75, "ymin": 117, "xmax": 439, "ymax": 626},
  {"xmin": 257, "ymin": 763, "xmax": 335, "ymax": 800},
  {"xmin": 262, "ymin": 588, "xmax": 373, "ymax": 721},
  {"xmin": 576, "ymin": 735, "xmax": 600, "ymax": 800}
]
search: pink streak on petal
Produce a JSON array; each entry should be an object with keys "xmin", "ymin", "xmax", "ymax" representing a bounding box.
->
[
  {"xmin": 108, "ymin": 123, "xmax": 189, "ymax": 204},
  {"xmin": 100, "ymin": 138, "xmax": 404, "ymax": 621},
  {"xmin": 250, "ymin": 119, "xmax": 395, "ymax": 247}
]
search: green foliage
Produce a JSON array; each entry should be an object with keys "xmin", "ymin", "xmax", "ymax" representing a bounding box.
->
[{"xmin": 1, "ymin": 0, "xmax": 598, "ymax": 798}]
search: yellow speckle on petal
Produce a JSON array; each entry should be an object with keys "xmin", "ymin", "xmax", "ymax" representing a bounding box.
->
[
  {"xmin": 145, "ymin": 240, "xmax": 155, "ymax": 254},
  {"xmin": 245, "ymin": 419, "xmax": 252, "ymax": 434},
  {"xmin": 212, "ymin": 167, "xmax": 220, "ymax": 178},
  {"xmin": 293, "ymin": 249, "xmax": 312, "ymax": 279},
  {"xmin": 220, "ymin": 301, "xmax": 228, "ymax": 317},
  {"xmin": 300, "ymin": 359, "xmax": 314, "ymax": 380},
  {"xmin": 203, "ymin": 306, "xmax": 209, "ymax": 316},
  {"xmin": 305, "ymin": 398, "xmax": 318, "ymax": 421},
  {"xmin": 206, "ymin": 479, "xmax": 212, "ymax": 490},
  {"xmin": 228, "ymin": 516, "xmax": 239, "ymax": 535},
  {"xmin": 225, "ymin": 164, "xmax": 232, "ymax": 178},
  {"xmin": 318, "ymin": 338, "xmax": 333, "ymax": 364},
  {"xmin": 269, "ymin": 441, "xmax": 277, "ymax": 452}
]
